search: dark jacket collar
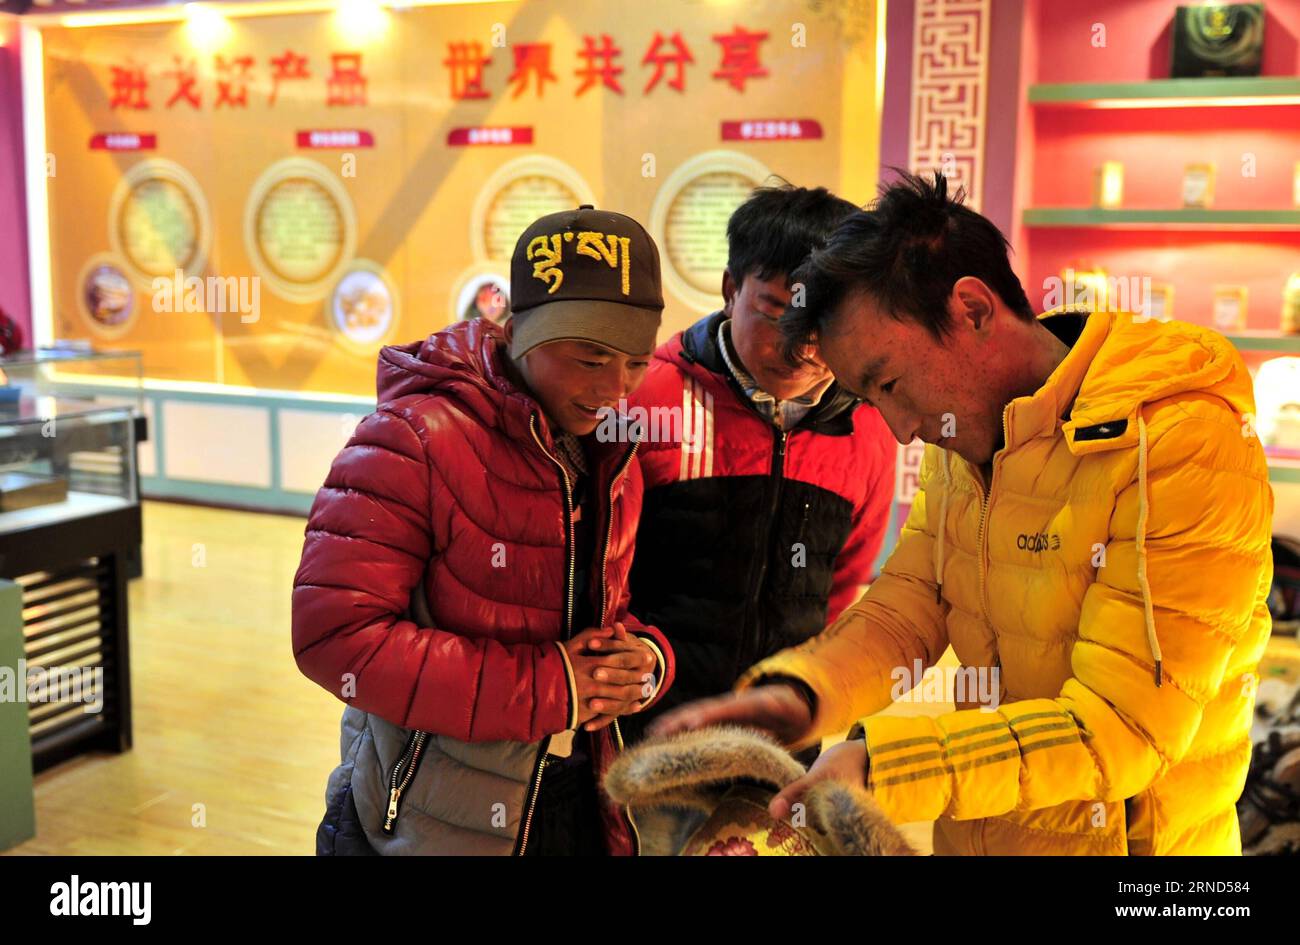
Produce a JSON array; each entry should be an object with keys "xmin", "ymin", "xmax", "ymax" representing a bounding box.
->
[{"xmin": 678, "ymin": 311, "xmax": 862, "ymax": 436}]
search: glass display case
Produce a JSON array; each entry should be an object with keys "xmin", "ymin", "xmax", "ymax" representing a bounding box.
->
[
  {"xmin": 0, "ymin": 345, "xmax": 143, "ymax": 419},
  {"xmin": 0, "ymin": 345, "xmax": 147, "ymax": 571},
  {"xmin": 0, "ymin": 398, "xmax": 137, "ymax": 526},
  {"xmin": 0, "ymin": 383, "xmax": 140, "ymax": 771}
]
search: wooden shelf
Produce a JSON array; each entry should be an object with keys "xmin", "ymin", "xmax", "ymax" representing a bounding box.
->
[
  {"xmin": 1022, "ymin": 208, "xmax": 1300, "ymax": 229},
  {"xmin": 1225, "ymin": 332, "xmax": 1300, "ymax": 353},
  {"xmin": 1028, "ymin": 77, "xmax": 1300, "ymax": 109}
]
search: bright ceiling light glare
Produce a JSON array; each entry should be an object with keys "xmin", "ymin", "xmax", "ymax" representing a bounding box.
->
[
  {"xmin": 335, "ymin": 0, "xmax": 390, "ymax": 44},
  {"xmin": 184, "ymin": 3, "xmax": 233, "ymax": 51}
]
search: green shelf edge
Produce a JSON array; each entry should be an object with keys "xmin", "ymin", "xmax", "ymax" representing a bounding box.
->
[
  {"xmin": 1029, "ymin": 77, "xmax": 1300, "ymax": 105},
  {"xmin": 1226, "ymin": 333, "xmax": 1300, "ymax": 353},
  {"xmin": 1270, "ymin": 463, "xmax": 1300, "ymax": 485},
  {"xmin": 1022, "ymin": 208, "xmax": 1300, "ymax": 228}
]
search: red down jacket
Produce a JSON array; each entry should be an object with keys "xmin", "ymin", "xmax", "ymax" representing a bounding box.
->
[
  {"xmin": 622, "ymin": 312, "xmax": 897, "ymax": 732},
  {"xmin": 292, "ymin": 317, "xmax": 675, "ymax": 855}
]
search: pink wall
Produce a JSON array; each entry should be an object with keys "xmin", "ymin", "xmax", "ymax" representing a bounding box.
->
[
  {"xmin": 1009, "ymin": 0, "xmax": 1042, "ymax": 290},
  {"xmin": 1032, "ymin": 103, "xmax": 1300, "ymax": 216},
  {"xmin": 1029, "ymin": 230, "xmax": 1300, "ymax": 330},
  {"xmin": 878, "ymin": 0, "xmax": 915, "ymax": 182},
  {"xmin": 982, "ymin": 0, "xmax": 1027, "ymax": 242},
  {"xmin": 1033, "ymin": 0, "xmax": 1300, "ymax": 83},
  {"xmin": 1013, "ymin": 0, "xmax": 1300, "ymax": 329},
  {"xmin": 0, "ymin": 16, "xmax": 31, "ymax": 346}
]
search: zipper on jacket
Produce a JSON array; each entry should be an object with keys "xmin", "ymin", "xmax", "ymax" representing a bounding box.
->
[
  {"xmin": 975, "ymin": 410, "xmax": 1012, "ymax": 635},
  {"xmin": 530, "ymin": 414, "xmax": 577, "ymax": 638},
  {"xmin": 597, "ymin": 440, "xmax": 642, "ymax": 855},
  {"xmin": 597, "ymin": 441, "xmax": 640, "ymax": 622},
  {"xmin": 514, "ymin": 744, "xmax": 549, "ymax": 856},
  {"xmin": 738, "ymin": 428, "xmax": 788, "ymax": 673},
  {"xmin": 612, "ymin": 718, "xmax": 643, "ymax": 856},
  {"xmin": 513, "ymin": 414, "xmax": 577, "ymax": 856},
  {"xmin": 382, "ymin": 729, "xmax": 429, "ymax": 834}
]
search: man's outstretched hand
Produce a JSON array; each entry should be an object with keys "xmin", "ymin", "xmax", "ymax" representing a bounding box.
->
[
  {"xmin": 645, "ymin": 684, "xmax": 814, "ymax": 746},
  {"xmin": 766, "ymin": 738, "xmax": 868, "ymax": 822},
  {"xmin": 647, "ymin": 683, "xmax": 872, "ymax": 825}
]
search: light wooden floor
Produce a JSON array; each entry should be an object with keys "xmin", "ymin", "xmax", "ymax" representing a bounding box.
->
[
  {"xmin": 6, "ymin": 499, "xmax": 950, "ymax": 856},
  {"xmin": 7, "ymin": 500, "xmax": 341, "ymax": 855}
]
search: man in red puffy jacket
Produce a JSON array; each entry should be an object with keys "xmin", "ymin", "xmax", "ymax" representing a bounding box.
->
[
  {"xmin": 621, "ymin": 183, "xmax": 897, "ymax": 760},
  {"xmin": 293, "ymin": 205, "xmax": 675, "ymax": 855}
]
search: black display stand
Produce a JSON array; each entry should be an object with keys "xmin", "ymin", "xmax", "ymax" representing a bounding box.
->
[
  {"xmin": 0, "ymin": 410, "xmax": 146, "ymax": 773},
  {"xmin": 0, "ymin": 502, "xmax": 140, "ymax": 772},
  {"xmin": 126, "ymin": 412, "xmax": 146, "ymax": 581}
]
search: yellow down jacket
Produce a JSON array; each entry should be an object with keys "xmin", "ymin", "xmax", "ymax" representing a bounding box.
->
[{"xmin": 738, "ymin": 310, "xmax": 1274, "ymax": 855}]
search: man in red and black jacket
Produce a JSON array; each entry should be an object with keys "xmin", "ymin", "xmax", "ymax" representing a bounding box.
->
[{"xmin": 622, "ymin": 183, "xmax": 896, "ymax": 758}]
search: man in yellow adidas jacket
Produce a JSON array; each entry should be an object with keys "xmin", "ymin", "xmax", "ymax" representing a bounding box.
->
[{"xmin": 650, "ymin": 172, "xmax": 1274, "ymax": 855}]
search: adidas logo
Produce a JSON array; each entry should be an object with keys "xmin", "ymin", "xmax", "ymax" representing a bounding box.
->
[{"xmin": 1016, "ymin": 532, "xmax": 1061, "ymax": 553}]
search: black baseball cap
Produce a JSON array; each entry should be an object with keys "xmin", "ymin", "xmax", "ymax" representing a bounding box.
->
[{"xmin": 508, "ymin": 204, "xmax": 664, "ymax": 358}]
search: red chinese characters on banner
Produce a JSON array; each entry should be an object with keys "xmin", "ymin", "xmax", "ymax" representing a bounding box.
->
[
  {"xmin": 108, "ymin": 61, "xmax": 149, "ymax": 110},
  {"xmin": 326, "ymin": 53, "xmax": 368, "ymax": 106},
  {"xmin": 101, "ymin": 25, "xmax": 780, "ymax": 111},
  {"xmin": 445, "ymin": 41, "xmax": 492, "ymax": 100},
  {"xmin": 641, "ymin": 31, "xmax": 694, "ymax": 94},
  {"xmin": 215, "ymin": 55, "xmax": 255, "ymax": 108},
  {"xmin": 268, "ymin": 49, "xmax": 311, "ymax": 106},
  {"xmin": 164, "ymin": 57, "xmax": 202, "ymax": 109},
  {"xmin": 507, "ymin": 43, "xmax": 558, "ymax": 99},
  {"xmin": 575, "ymin": 34, "xmax": 623, "ymax": 96},
  {"xmin": 712, "ymin": 25, "xmax": 769, "ymax": 92}
]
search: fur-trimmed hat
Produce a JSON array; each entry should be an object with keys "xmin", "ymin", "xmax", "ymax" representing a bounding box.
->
[{"xmin": 602, "ymin": 726, "xmax": 918, "ymax": 856}]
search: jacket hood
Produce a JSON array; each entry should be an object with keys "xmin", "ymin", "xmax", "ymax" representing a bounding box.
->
[
  {"xmin": 375, "ymin": 318, "xmax": 641, "ymax": 463},
  {"xmin": 377, "ymin": 317, "xmax": 501, "ymax": 402},
  {"xmin": 376, "ymin": 318, "xmax": 539, "ymax": 438},
  {"xmin": 1076, "ymin": 310, "xmax": 1253, "ymax": 415},
  {"xmin": 1017, "ymin": 311, "xmax": 1257, "ymax": 456}
]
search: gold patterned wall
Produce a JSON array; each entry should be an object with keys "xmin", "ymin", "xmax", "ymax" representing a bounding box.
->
[{"xmin": 39, "ymin": 0, "xmax": 882, "ymax": 395}]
